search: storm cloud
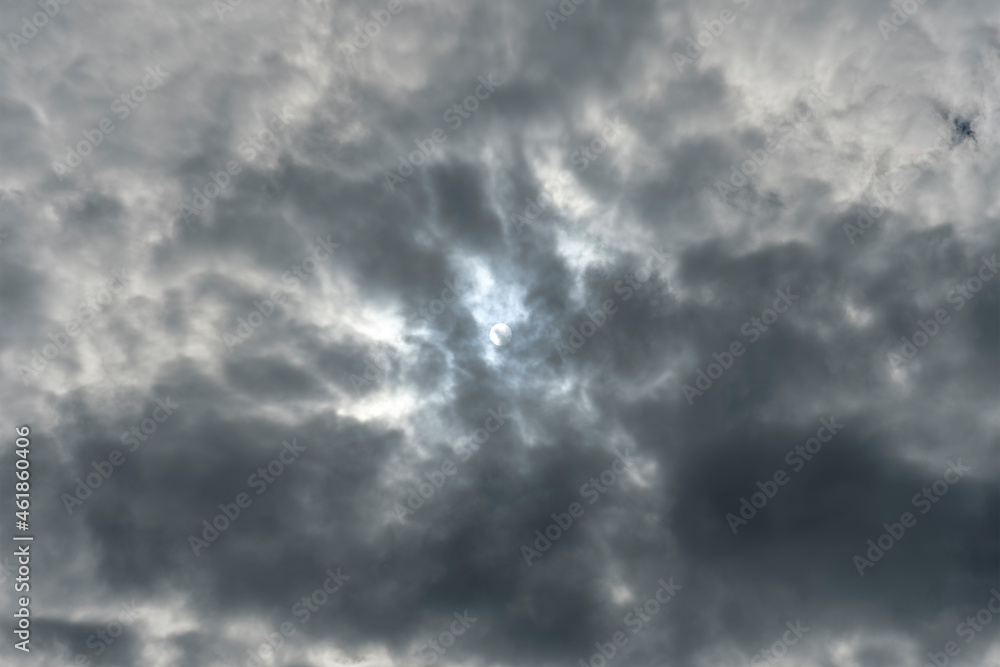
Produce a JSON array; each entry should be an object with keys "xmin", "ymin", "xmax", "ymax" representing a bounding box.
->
[{"xmin": 1, "ymin": 0, "xmax": 998, "ymax": 666}]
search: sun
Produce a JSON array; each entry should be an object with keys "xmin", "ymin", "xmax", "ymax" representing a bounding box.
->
[{"xmin": 489, "ymin": 323, "xmax": 512, "ymax": 346}]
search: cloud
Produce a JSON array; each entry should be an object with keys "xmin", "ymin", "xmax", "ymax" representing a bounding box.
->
[{"xmin": 1, "ymin": 0, "xmax": 998, "ymax": 665}]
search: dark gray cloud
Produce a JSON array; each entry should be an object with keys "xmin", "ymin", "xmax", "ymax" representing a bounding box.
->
[{"xmin": 1, "ymin": 0, "xmax": 998, "ymax": 666}]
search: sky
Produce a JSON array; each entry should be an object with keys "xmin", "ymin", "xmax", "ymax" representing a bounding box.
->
[{"xmin": 1, "ymin": 0, "xmax": 999, "ymax": 665}]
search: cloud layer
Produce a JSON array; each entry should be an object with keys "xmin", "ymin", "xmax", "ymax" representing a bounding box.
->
[{"xmin": 1, "ymin": 0, "xmax": 998, "ymax": 665}]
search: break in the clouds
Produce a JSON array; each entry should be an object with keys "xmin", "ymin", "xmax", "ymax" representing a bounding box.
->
[{"xmin": 1, "ymin": 0, "xmax": 998, "ymax": 665}]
